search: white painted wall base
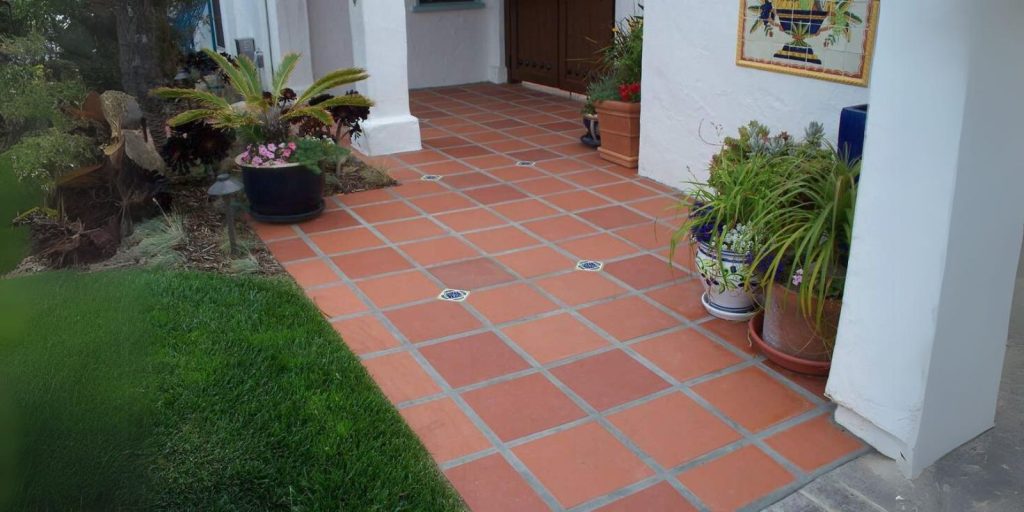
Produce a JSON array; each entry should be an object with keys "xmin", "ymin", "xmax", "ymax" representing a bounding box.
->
[
  {"xmin": 353, "ymin": 115, "xmax": 423, "ymax": 157},
  {"xmin": 828, "ymin": 0, "xmax": 1024, "ymax": 478}
]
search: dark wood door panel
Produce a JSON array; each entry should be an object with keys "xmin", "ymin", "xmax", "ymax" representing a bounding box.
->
[
  {"xmin": 508, "ymin": 0, "xmax": 560, "ymax": 88},
  {"xmin": 560, "ymin": 0, "xmax": 615, "ymax": 93}
]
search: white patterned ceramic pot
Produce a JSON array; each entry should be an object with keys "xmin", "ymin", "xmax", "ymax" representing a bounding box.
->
[{"xmin": 695, "ymin": 241, "xmax": 759, "ymax": 321}]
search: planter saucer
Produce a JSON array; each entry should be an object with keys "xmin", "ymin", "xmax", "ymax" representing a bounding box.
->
[
  {"xmin": 748, "ymin": 312, "xmax": 831, "ymax": 376},
  {"xmin": 701, "ymin": 292, "xmax": 758, "ymax": 322},
  {"xmin": 248, "ymin": 200, "xmax": 325, "ymax": 224}
]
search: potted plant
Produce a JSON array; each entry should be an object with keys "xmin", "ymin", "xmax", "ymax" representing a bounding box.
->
[
  {"xmin": 580, "ymin": 98, "xmax": 600, "ymax": 148},
  {"xmin": 587, "ymin": 14, "xmax": 643, "ymax": 168},
  {"xmin": 152, "ymin": 49, "xmax": 373, "ymax": 222},
  {"xmin": 745, "ymin": 138, "xmax": 859, "ymax": 375},
  {"xmin": 671, "ymin": 121, "xmax": 819, "ymax": 321}
]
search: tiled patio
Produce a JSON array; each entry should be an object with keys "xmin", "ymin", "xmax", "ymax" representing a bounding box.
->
[{"xmin": 253, "ymin": 84, "xmax": 867, "ymax": 511}]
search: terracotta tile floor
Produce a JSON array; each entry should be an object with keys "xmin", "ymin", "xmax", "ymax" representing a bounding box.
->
[{"xmin": 252, "ymin": 84, "xmax": 866, "ymax": 511}]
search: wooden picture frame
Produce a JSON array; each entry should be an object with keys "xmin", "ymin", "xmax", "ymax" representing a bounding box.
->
[{"xmin": 736, "ymin": 0, "xmax": 879, "ymax": 87}]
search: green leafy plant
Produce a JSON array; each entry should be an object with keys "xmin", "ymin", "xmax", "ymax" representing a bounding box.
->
[
  {"xmin": 747, "ymin": 147, "xmax": 859, "ymax": 338},
  {"xmin": 586, "ymin": 14, "xmax": 643, "ymax": 105},
  {"xmin": 2, "ymin": 128, "xmax": 100, "ymax": 200},
  {"xmin": 151, "ymin": 48, "xmax": 373, "ymax": 146}
]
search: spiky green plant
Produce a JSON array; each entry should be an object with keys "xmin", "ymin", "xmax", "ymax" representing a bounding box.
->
[{"xmin": 150, "ymin": 49, "xmax": 373, "ymax": 144}]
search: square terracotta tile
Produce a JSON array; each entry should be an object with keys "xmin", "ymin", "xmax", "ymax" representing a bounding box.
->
[
  {"xmin": 411, "ymin": 192, "xmax": 476, "ymax": 214},
  {"xmin": 393, "ymin": 180, "xmax": 448, "ymax": 198},
  {"xmin": 614, "ymin": 223, "xmax": 676, "ymax": 250},
  {"xmin": 502, "ymin": 313, "xmax": 610, "ymax": 364},
  {"xmin": 443, "ymin": 172, "xmax": 499, "ymax": 189},
  {"xmin": 356, "ymin": 270, "xmax": 440, "ymax": 309},
  {"xmin": 517, "ymin": 177, "xmax": 575, "ymax": 196},
  {"xmin": 628, "ymin": 196, "xmax": 686, "ymax": 222},
  {"xmin": 352, "ymin": 201, "xmax": 420, "ymax": 223},
  {"xmin": 490, "ymin": 199, "xmax": 559, "ymax": 221},
  {"xmin": 362, "ymin": 351, "xmax": 442, "ymax": 403},
  {"xmin": 400, "ymin": 237, "xmax": 480, "ymax": 267},
  {"xmin": 764, "ymin": 360, "xmax": 828, "ymax": 398},
  {"xmin": 285, "ymin": 259, "xmax": 339, "ymax": 288},
  {"xmin": 385, "ymin": 300, "xmax": 483, "ymax": 343},
  {"xmin": 424, "ymin": 135, "xmax": 472, "ymax": 148},
  {"xmin": 594, "ymin": 182, "xmax": 660, "ymax": 202},
  {"xmin": 562, "ymin": 169, "xmax": 624, "ymax": 187},
  {"xmin": 463, "ymin": 154, "xmax": 516, "ymax": 170},
  {"xmin": 765, "ymin": 414, "xmax": 863, "ymax": 471},
  {"xmin": 595, "ymin": 483, "xmax": 697, "ymax": 512},
  {"xmin": 397, "ymin": 149, "xmax": 448, "ymax": 165},
  {"xmin": 580, "ymin": 296, "xmax": 679, "ymax": 341},
  {"xmin": 250, "ymin": 221, "xmax": 298, "ymax": 241},
  {"xmin": 469, "ymin": 283, "xmax": 559, "ymax": 325},
  {"xmin": 693, "ymin": 366, "xmax": 816, "ymax": 432},
  {"xmin": 463, "ymin": 184, "xmax": 528, "ymax": 205},
  {"xmin": 464, "ymin": 226, "xmax": 542, "ymax": 254},
  {"xmin": 445, "ymin": 454, "xmax": 549, "ymax": 512},
  {"xmin": 415, "ymin": 160, "xmax": 471, "ymax": 177},
  {"xmin": 523, "ymin": 216, "xmax": 597, "ymax": 242},
  {"xmin": 298, "ymin": 210, "xmax": 360, "ymax": 234},
  {"xmin": 513, "ymin": 422, "xmax": 654, "ymax": 508},
  {"xmin": 462, "ymin": 130, "xmax": 507, "ymax": 145},
  {"xmin": 463, "ymin": 373, "xmax": 586, "ymax": 441},
  {"xmin": 702, "ymin": 317, "xmax": 757, "ymax": 356},
  {"xmin": 307, "ymin": 283, "xmax": 367, "ymax": 318},
  {"xmin": 445, "ymin": 144, "xmax": 496, "ymax": 160},
  {"xmin": 309, "ymin": 227, "xmax": 385, "ymax": 254},
  {"xmin": 436, "ymin": 208, "xmax": 506, "ymax": 232},
  {"xmin": 335, "ymin": 188, "xmax": 395, "ymax": 207},
  {"xmin": 331, "ymin": 247, "xmax": 412, "ymax": 279},
  {"xmin": 496, "ymin": 246, "xmax": 575, "ymax": 278},
  {"xmin": 633, "ymin": 329, "xmax": 744, "ymax": 382},
  {"xmin": 605, "ymin": 254, "xmax": 688, "ymax": 290},
  {"xmin": 558, "ymin": 234, "xmax": 640, "ymax": 261},
  {"xmin": 429, "ymin": 258, "xmax": 516, "ymax": 289},
  {"xmin": 544, "ymin": 190, "xmax": 612, "ymax": 212},
  {"xmin": 535, "ymin": 157, "xmax": 589, "ymax": 174},
  {"xmin": 331, "ymin": 315, "xmax": 401, "ymax": 355},
  {"xmin": 609, "ymin": 392, "xmax": 741, "ymax": 468},
  {"xmin": 647, "ymin": 280, "xmax": 710, "ymax": 321},
  {"xmin": 677, "ymin": 446, "xmax": 795, "ymax": 511},
  {"xmin": 578, "ymin": 205, "xmax": 649, "ymax": 230},
  {"xmin": 421, "ymin": 332, "xmax": 531, "ymax": 388},
  {"xmin": 266, "ymin": 238, "xmax": 315, "ymax": 262},
  {"xmin": 552, "ymin": 350, "xmax": 669, "ymax": 411},
  {"xmin": 537, "ymin": 271, "xmax": 627, "ymax": 306},
  {"xmin": 399, "ymin": 398, "xmax": 492, "ymax": 463},
  {"xmin": 374, "ymin": 217, "xmax": 447, "ymax": 243},
  {"xmin": 486, "ymin": 139, "xmax": 536, "ymax": 153},
  {"xmin": 488, "ymin": 165, "xmax": 545, "ymax": 182}
]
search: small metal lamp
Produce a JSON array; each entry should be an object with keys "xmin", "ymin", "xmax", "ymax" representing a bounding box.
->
[{"xmin": 208, "ymin": 173, "xmax": 244, "ymax": 255}]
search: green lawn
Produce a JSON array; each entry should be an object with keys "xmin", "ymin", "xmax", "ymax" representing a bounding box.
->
[
  {"xmin": 0, "ymin": 158, "xmax": 37, "ymax": 274},
  {"xmin": 0, "ymin": 270, "xmax": 463, "ymax": 511}
]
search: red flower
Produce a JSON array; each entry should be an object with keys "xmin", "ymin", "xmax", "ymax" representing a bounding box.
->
[{"xmin": 618, "ymin": 82, "xmax": 641, "ymax": 102}]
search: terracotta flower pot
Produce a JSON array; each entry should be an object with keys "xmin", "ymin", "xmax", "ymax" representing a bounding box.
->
[
  {"xmin": 594, "ymin": 100, "xmax": 640, "ymax": 168},
  {"xmin": 750, "ymin": 282, "xmax": 842, "ymax": 375}
]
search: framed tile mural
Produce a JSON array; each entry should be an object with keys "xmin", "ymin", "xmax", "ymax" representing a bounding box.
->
[{"xmin": 736, "ymin": 1, "xmax": 879, "ymax": 86}]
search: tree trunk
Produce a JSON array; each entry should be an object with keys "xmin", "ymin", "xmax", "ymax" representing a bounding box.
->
[{"xmin": 113, "ymin": 0, "xmax": 169, "ymax": 144}]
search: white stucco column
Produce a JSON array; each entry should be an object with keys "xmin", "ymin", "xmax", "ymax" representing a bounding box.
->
[
  {"xmin": 267, "ymin": 0, "xmax": 315, "ymax": 91},
  {"xmin": 828, "ymin": 0, "xmax": 1024, "ymax": 477},
  {"xmin": 348, "ymin": 0, "xmax": 422, "ymax": 156}
]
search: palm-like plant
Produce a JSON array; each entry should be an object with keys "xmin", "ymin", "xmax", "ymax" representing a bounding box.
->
[{"xmin": 151, "ymin": 48, "xmax": 373, "ymax": 145}]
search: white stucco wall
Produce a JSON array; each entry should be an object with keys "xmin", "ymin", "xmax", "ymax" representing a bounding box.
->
[
  {"xmin": 307, "ymin": 0, "xmax": 355, "ymax": 79},
  {"xmin": 404, "ymin": 1, "xmax": 498, "ymax": 88},
  {"xmin": 216, "ymin": 0, "xmax": 275, "ymax": 86},
  {"xmin": 637, "ymin": 0, "xmax": 870, "ymax": 188}
]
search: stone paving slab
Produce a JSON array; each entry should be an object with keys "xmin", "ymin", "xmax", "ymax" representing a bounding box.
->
[{"xmin": 254, "ymin": 83, "xmax": 868, "ymax": 511}]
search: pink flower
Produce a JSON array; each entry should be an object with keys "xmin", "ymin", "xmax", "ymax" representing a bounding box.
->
[
  {"xmin": 288, "ymin": 142, "xmax": 297, "ymax": 150},
  {"xmin": 251, "ymin": 157, "xmax": 263, "ymax": 166},
  {"xmin": 792, "ymin": 269, "xmax": 804, "ymax": 286},
  {"xmin": 268, "ymin": 143, "xmax": 277, "ymax": 151},
  {"xmin": 282, "ymin": 149, "xmax": 292, "ymax": 158}
]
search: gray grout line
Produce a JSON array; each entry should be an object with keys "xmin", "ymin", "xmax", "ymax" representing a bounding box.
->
[{"xmin": 267, "ymin": 85, "xmax": 854, "ymax": 512}]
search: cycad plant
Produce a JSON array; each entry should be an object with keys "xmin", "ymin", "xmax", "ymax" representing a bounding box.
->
[{"xmin": 151, "ymin": 49, "xmax": 373, "ymax": 146}]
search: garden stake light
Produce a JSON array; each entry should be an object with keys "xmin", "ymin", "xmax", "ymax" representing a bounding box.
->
[{"xmin": 208, "ymin": 173, "xmax": 243, "ymax": 255}]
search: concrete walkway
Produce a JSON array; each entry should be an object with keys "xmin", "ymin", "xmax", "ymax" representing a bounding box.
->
[{"xmin": 253, "ymin": 84, "xmax": 867, "ymax": 511}]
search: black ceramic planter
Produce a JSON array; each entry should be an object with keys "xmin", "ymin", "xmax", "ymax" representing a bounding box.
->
[{"xmin": 237, "ymin": 156, "xmax": 325, "ymax": 223}]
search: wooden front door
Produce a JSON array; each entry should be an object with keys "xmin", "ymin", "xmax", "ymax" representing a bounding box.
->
[{"xmin": 507, "ymin": 0, "xmax": 616, "ymax": 94}]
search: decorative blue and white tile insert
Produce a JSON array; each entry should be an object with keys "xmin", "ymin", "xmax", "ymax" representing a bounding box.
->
[
  {"xmin": 515, "ymin": 161, "xmax": 536, "ymax": 167},
  {"xmin": 421, "ymin": 174, "xmax": 443, "ymax": 181},
  {"xmin": 576, "ymin": 260, "xmax": 604, "ymax": 272},
  {"xmin": 438, "ymin": 289, "xmax": 470, "ymax": 302}
]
